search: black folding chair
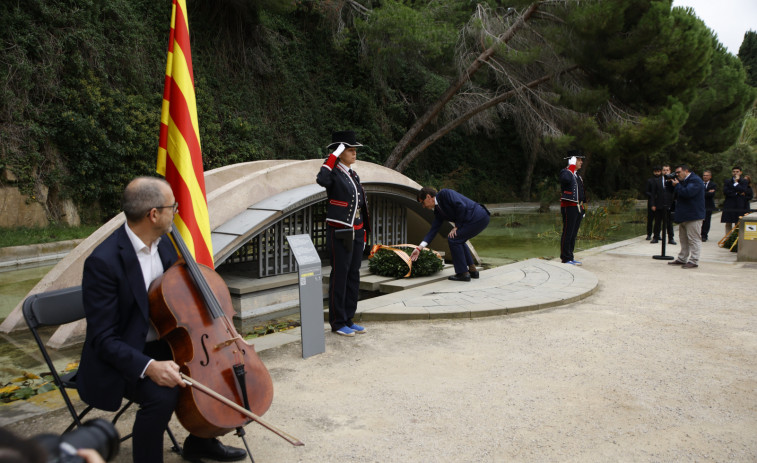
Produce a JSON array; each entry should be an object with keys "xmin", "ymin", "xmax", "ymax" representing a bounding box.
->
[{"xmin": 22, "ymin": 286, "xmax": 181, "ymax": 452}]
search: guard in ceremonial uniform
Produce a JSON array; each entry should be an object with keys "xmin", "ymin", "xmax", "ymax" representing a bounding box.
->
[
  {"xmin": 316, "ymin": 131, "xmax": 372, "ymax": 337},
  {"xmin": 559, "ymin": 150, "xmax": 587, "ymax": 265}
]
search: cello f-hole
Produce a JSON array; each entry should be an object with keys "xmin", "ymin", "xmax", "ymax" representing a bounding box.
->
[{"xmin": 200, "ymin": 334, "xmax": 211, "ymax": 366}]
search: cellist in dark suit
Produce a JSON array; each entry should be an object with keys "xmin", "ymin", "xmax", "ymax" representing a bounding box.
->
[{"xmin": 78, "ymin": 177, "xmax": 245, "ymax": 463}]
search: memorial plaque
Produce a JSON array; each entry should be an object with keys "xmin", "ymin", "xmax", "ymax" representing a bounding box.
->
[{"xmin": 286, "ymin": 234, "xmax": 326, "ymax": 358}]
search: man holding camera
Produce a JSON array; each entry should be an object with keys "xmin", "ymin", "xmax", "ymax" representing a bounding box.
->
[{"xmin": 667, "ymin": 165, "xmax": 705, "ymax": 269}]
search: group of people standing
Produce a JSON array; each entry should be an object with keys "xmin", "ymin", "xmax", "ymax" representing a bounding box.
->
[
  {"xmin": 645, "ymin": 164, "xmax": 754, "ymax": 269},
  {"xmin": 317, "ymin": 131, "xmax": 491, "ymax": 336}
]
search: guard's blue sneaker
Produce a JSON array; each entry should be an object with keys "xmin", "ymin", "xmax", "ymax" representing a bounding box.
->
[
  {"xmin": 335, "ymin": 326, "xmax": 355, "ymax": 337},
  {"xmin": 349, "ymin": 324, "xmax": 366, "ymax": 334},
  {"xmin": 569, "ymin": 260, "xmax": 582, "ymax": 266}
]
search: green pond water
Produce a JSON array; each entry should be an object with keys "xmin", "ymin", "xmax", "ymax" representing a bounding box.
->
[
  {"xmin": 0, "ymin": 209, "xmax": 646, "ymax": 385},
  {"xmin": 471, "ymin": 209, "xmax": 646, "ymax": 265}
]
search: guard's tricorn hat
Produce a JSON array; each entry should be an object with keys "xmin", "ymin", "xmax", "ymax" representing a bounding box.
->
[
  {"xmin": 563, "ymin": 149, "xmax": 585, "ymax": 160},
  {"xmin": 327, "ymin": 130, "xmax": 363, "ymax": 150}
]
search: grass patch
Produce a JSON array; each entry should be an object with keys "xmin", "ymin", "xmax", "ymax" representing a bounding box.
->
[{"xmin": 0, "ymin": 224, "xmax": 99, "ymax": 248}]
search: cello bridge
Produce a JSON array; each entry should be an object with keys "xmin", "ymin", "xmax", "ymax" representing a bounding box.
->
[{"xmin": 215, "ymin": 335, "xmax": 244, "ymax": 350}]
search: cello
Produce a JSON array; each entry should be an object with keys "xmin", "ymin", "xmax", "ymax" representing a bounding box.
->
[{"xmin": 148, "ymin": 228, "xmax": 302, "ymax": 446}]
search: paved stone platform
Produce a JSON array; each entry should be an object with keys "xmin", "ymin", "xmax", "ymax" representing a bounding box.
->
[{"xmin": 355, "ymin": 258, "xmax": 597, "ymax": 321}]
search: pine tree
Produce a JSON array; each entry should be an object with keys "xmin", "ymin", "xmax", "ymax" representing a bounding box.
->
[{"xmin": 738, "ymin": 30, "xmax": 757, "ymax": 87}]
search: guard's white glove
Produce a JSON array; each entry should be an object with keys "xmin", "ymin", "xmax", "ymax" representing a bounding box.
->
[
  {"xmin": 569, "ymin": 156, "xmax": 577, "ymax": 166},
  {"xmin": 333, "ymin": 143, "xmax": 346, "ymax": 158}
]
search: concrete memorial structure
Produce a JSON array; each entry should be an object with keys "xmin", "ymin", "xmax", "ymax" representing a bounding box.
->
[{"xmin": 2, "ymin": 160, "xmax": 482, "ymax": 349}]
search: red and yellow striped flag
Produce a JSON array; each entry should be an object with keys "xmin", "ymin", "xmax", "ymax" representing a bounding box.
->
[{"xmin": 157, "ymin": 0, "xmax": 214, "ymax": 268}]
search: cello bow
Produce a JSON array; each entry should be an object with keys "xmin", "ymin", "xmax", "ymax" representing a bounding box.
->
[{"xmin": 181, "ymin": 373, "xmax": 304, "ymax": 447}]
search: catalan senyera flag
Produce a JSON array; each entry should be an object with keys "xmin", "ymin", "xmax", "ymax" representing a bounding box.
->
[{"xmin": 157, "ymin": 0, "xmax": 214, "ymax": 268}]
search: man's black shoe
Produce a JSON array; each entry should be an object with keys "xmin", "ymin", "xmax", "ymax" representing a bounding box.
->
[
  {"xmin": 448, "ymin": 272, "xmax": 471, "ymax": 282},
  {"xmin": 645, "ymin": 235, "xmax": 651, "ymax": 240},
  {"xmin": 650, "ymin": 239, "xmax": 659, "ymax": 244},
  {"xmin": 183, "ymin": 435, "xmax": 247, "ymax": 462},
  {"xmin": 668, "ymin": 240, "xmax": 676, "ymax": 245},
  {"xmin": 469, "ymin": 270, "xmax": 480, "ymax": 279}
]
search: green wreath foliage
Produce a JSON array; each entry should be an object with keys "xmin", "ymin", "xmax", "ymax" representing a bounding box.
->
[
  {"xmin": 368, "ymin": 246, "xmax": 444, "ymax": 278},
  {"xmin": 723, "ymin": 228, "xmax": 738, "ymax": 252}
]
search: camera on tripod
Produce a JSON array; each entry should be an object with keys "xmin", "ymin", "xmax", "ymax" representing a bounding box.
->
[{"xmin": 33, "ymin": 418, "xmax": 120, "ymax": 463}]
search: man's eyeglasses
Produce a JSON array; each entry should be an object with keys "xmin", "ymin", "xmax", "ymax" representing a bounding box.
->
[
  {"xmin": 675, "ymin": 170, "xmax": 682, "ymax": 175},
  {"xmin": 153, "ymin": 202, "xmax": 179, "ymax": 214}
]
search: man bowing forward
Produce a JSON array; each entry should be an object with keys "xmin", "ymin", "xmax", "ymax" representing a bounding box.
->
[{"xmin": 411, "ymin": 187, "xmax": 490, "ymax": 281}]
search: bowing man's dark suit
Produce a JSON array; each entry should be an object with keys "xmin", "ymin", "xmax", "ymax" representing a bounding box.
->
[
  {"xmin": 79, "ymin": 224, "xmax": 178, "ymax": 463},
  {"xmin": 421, "ymin": 189, "xmax": 490, "ymax": 275}
]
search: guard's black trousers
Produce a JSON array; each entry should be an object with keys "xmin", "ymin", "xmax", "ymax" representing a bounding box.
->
[
  {"xmin": 560, "ymin": 205, "xmax": 583, "ymax": 263},
  {"xmin": 327, "ymin": 227, "xmax": 365, "ymax": 331}
]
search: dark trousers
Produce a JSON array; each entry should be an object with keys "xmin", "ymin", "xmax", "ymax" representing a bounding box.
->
[
  {"xmin": 448, "ymin": 211, "xmax": 490, "ymax": 274},
  {"xmin": 651, "ymin": 208, "xmax": 664, "ymax": 240},
  {"xmin": 665, "ymin": 208, "xmax": 675, "ymax": 240},
  {"xmin": 327, "ymin": 227, "xmax": 365, "ymax": 331},
  {"xmin": 124, "ymin": 341, "xmax": 180, "ymax": 463},
  {"xmin": 560, "ymin": 205, "xmax": 583, "ymax": 263},
  {"xmin": 646, "ymin": 206, "xmax": 654, "ymax": 237},
  {"xmin": 702, "ymin": 210, "xmax": 713, "ymax": 240}
]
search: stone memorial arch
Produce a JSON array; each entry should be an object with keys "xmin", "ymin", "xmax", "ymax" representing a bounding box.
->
[{"xmin": 2, "ymin": 160, "xmax": 471, "ymax": 346}]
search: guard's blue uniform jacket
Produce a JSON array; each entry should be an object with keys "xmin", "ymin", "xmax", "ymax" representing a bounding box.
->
[
  {"xmin": 316, "ymin": 153, "xmax": 372, "ymax": 234},
  {"xmin": 559, "ymin": 168, "xmax": 586, "ymax": 205}
]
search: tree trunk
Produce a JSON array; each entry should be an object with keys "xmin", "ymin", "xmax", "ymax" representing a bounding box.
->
[
  {"xmin": 395, "ymin": 67, "xmax": 576, "ymax": 172},
  {"xmin": 520, "ymin": 145, "xmax": 538, "ymax": 201},
  {"xmin": 383, "ymin": 1, "xmax": 543, "ymax": 169}
]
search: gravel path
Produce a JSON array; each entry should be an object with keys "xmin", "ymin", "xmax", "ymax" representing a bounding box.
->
[{"xmin": 15, "ymin": 251, "xmax": 757, "ymax": 462}]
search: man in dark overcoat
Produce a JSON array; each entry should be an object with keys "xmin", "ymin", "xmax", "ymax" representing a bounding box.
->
[
  {"xmin": 721, "ymin": 166, "xmax": 749, "ymax": 235},
  {"xmin": 701, "ymin": 170, "xmax": 717, "ymax": 242}
]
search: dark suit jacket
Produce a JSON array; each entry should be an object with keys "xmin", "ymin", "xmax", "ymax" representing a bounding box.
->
[
  {"xmin": 703, "ymin": 180, "xmax": 717, "ymax": 211},
  {"xmin": 647, "ymin": 176, "xmax": 666, "ymax": 209},
  {"xmin": 78, "ymin": 225, "xmax": 178, "ymax": 411},
  {"xmin": 422, "ymin": 189, "xmax": 487, "ymax": 244}
]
